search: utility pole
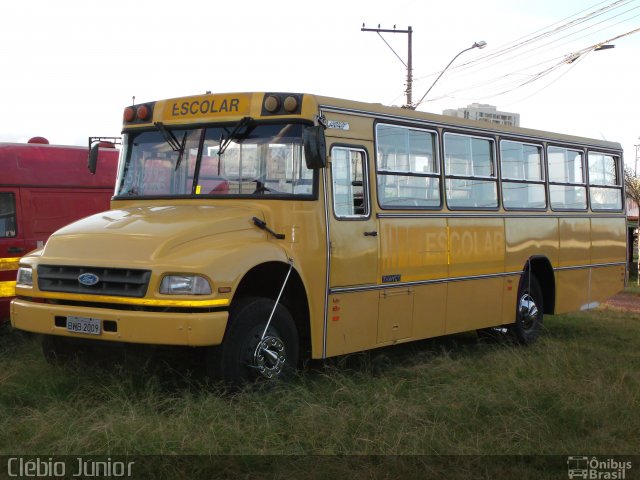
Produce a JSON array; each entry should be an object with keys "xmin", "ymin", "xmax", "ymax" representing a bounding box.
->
[{"xmin": 361, "ymin": 24, "xmax": 413, "ymax": 107}]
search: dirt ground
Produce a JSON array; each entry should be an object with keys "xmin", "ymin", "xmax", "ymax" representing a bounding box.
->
[{"xmin": 604, "ymin": 292, "xmax": 640, "ymax": 312}]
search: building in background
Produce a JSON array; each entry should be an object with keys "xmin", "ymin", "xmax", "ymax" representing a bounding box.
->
[{"xmin": 443, "ymin": 103, "xmax": 520, "ymax": 127}]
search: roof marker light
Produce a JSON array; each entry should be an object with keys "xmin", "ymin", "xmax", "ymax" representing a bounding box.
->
[
  {"xmin": 264, "ymin": 95, "xmax": 281, "ymax": 113},
  {"xmin": 136, "ymin": 105, "xmax": 150, "ymax": 121},
  {"xmin": 283, "ymin": 96, "xmax": 298, "ymax": 113},
  {"xmin": 123, "ymin": 107, "xmax": 136, "ymax": 122}
]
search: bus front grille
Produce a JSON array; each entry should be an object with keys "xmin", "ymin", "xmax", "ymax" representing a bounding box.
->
[{"xmin": 37, "ymin": 265, "xmax": 151, "ymax": 298}]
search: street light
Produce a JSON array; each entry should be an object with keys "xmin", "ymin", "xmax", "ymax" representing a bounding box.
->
[{"xmin": 411, "ymin": 40, "xmax": 487, "ymax": 110}]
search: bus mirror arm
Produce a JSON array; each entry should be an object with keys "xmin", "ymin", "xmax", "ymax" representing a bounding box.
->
[{"xmin": 303, "ymin": 126, "xmax": 327, "ymax": 169}]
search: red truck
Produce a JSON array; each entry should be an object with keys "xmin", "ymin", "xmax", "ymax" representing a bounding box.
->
[{"xmin": 0, "ymin": 137, "xmax": 118, "ymax": 322}]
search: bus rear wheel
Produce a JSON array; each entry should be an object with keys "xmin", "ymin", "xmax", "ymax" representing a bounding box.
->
[
  {"xmin": 510, "ymin": 274, "xmax": 543, "ymax": 345},
  {"xmin": 207, "ymin": 297, "xmax": 299, "ymax": 385}
]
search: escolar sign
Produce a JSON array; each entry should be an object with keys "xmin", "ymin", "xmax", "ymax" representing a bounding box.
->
[{"xmin": 164, "ymin": 94, "xmax": 250, "ymax": 120}]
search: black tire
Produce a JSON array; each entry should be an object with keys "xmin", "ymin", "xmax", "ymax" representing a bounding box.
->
[
  {"xmin": 509, "ymin": 273, "xmax": 544, "ymax": 345},
  {"xmin": 476, "ymin": 326, "xmax": 510, "ymax": 342},
  {"xmin": 41, "ymin": 335, "xmax": 77, "ymax": 364},
  {"xmin": 207, "ymin": 297, "xmax": 299, "ymax": 384}
]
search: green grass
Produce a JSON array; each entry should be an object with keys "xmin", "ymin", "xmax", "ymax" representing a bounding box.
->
[{"xmin": 0, "ymin": 303, "xmax": 639, "ymax": 478}]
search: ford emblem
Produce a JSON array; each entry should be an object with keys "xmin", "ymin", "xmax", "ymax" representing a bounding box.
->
[{"xmin": 78, "ymin": 273, "xmax": 100, "ymax": 286}]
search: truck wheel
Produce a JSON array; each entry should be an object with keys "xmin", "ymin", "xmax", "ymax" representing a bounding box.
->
[
  {"xmin": 510, "ymin": 274, "xmax": 544, "ymax": 345},
  {"xmin": 207, "ymin": 297, "xmax": 299, "ymax": 384}
]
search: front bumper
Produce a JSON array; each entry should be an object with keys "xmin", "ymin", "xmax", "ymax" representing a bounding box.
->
[{"xmin": 10, "ymin": 298, "xmax": 228, "ymax": 347}]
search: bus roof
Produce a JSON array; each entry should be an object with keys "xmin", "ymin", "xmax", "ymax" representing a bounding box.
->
[
  {"xmin": 312, "ymin": 93, "xmax": 623, "ymax": 152},
  {"xmin": 0, "ymin": 142, "xmax": 119, "ymax": 187},
  {"xmin": 126, "ymin": 91, "xmax": 622, "ymax": 153}
]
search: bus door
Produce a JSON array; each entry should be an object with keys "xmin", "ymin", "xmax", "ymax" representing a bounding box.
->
[
  {"xmin": 328, "ymin": 146, "xmax": 378, "ymax": 286},
  {"xmin": 325, "ymin": 145, "xmax": 379, "ymax": 356},
  {"xmin": 0, "ymin": 188, "xmax": 24, "ymax": 321}
]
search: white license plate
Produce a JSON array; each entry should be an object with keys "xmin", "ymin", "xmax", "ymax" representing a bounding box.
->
[{"xmin": 66, "ymin": 316, "xmax": 101, "ymax": 336}]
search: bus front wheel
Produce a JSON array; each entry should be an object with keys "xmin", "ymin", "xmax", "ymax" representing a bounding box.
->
[
  {"xmin": 207, "ymin": 297, "xmax": 299, "ymax": 384},
  {"xmin": 510, "ymin": 274, "xmax": 544, "ymax": 345}
]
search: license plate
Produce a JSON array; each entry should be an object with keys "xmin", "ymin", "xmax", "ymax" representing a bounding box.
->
[{"xmin": 66, "ymin": 316, "xmax": 101, "ymax": 336}]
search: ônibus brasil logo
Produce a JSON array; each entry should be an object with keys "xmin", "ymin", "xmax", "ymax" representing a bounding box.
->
[{"xmin": 567, "ymin": 456, "xmax": 632, "ymax": 479}]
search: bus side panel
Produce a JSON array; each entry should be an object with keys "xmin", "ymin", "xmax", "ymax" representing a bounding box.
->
[
  {"xmin": 412, "ymin": 283, "xmax": 447, "ymax": 340},
  {"xmin": 377, "ymin": 217, "xmax": 448, "ymax": 342},
  {"xmin": 446, "ymin": 278, "xmax": 503, "ymax": 334},
  {"xmin": 589, "ymin": 216, "xmax": 626, "ymax": 307},
  {"xmin": 379, "ymin": 218, "xmax": 448, "ymax": 282},
  {"xmin": 447, "ymin": 218, "xmax": 505, "ymax": 277},
  {"xmin": 558, "ymin": 218, "xmax": 591, "ymax": 267},
  {"xmin": 555, "ymin": 217, "xmax": 591, "ymax": 313},
  {"xmin": 503, "ymin": 216, "xmax": 559, "ymax": 324},
  {"xmin": 501, "ymin": 274, "xmax": 521, "ymax": 326},
  {"xmin": 325, "ymin": 291, "xmax": 379, "ymax": 357},
  {"xmin": 20, "ymin": 188, "xmax": 112, "ymax": 250},
  {"xmin": 589, "ymin": 265, "xmax": 625, "ymax": 307},
  {"xmin": 504, "ymin": 217, "xmax": 559, "ymax": 273},
  {"xmin": 445, "ymin": 218, "xmax": 504, "ymax": 332},
  {"xmin": 591, "ymin": 217, "xmax": 626, "ymax": 265},
  {"xmin": 0, "ymin": 188, "xmax": 24, "ymax": 322},
  {"xmin": 555, "ymin": 270, "xmax": 589, "ymax": 313}
]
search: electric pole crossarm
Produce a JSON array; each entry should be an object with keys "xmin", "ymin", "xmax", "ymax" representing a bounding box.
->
[
  {"xmin": 361, "ymin": 24, "xmax": 413, "ymax": 107},
  {"xmin": 361, "ymin": 27, "xmax": 411, "ymax": 34}
]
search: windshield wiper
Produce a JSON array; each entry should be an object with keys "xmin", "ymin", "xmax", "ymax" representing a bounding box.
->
[
  {"xmin": 154, "ymin": 122, "xmax": 188, "ymax": 170},
  {"xmin": 218, "ymin": 116, "xmax": 255, "ymax": 156}
]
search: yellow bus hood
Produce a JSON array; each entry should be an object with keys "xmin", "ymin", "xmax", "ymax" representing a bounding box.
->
[{"xmin": 41, "ymin": 205, "xmax": 263, "ymax": 263}]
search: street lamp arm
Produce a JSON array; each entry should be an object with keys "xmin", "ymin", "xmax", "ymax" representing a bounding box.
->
[{"xmin": 411, "ymin": 41, "xmax": 486, "ymax": 110}]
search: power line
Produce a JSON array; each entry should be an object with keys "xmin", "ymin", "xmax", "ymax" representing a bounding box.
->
[
  {"xmin": 398, "ymin": 0, "xmax": 639, "ymax": 107},
  {"xmin": 426, "ymin": 26, "xmax": 640, "ymax": 105},
  {"xmin": 439, "ymin": 0, "xmax": 635, "ymax": 77}
]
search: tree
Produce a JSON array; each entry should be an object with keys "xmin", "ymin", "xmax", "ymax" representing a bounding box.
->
[{"xmin": 624, "ymin": 167, "xmax": 640, "ymax": 277}]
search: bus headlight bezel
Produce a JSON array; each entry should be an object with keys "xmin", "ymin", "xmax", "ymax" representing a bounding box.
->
[
  {"xmin": 17, "ymin": 266, "xmax": 33, "ymax": 287},
  {"xmin": 159, "ymin": 275, "xmax": 212, "ymax": 295}
]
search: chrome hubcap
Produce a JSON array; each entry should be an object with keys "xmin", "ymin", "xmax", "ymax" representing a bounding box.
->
[
  {"xmin": 518, "ymin": 293, "xmax": 539, "ymax": 330},
  {"xmin": 253, "ymin": 335, "xmax": 286, "ymax": 379}
]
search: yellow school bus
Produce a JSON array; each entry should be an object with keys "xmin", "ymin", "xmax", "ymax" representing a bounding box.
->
[{"xmin": 11, "ymin": 92, "xmax": 626, "ymax": 382}]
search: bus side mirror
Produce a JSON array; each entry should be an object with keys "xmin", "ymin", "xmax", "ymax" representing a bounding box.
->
[
  {"xmin": 303, "ymin": 126, "xmax": 326, "ymax": 169},
  {"xmin": 88, "ymin": 143, "xmax": 100, "ymax": 174}
]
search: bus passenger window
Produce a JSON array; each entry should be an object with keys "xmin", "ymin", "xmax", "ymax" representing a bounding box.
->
[
  {"xmin": 588, "ymin": 152, "xmax": 622, "ymax": 210},
  {"xmin": 0, "ymin": 193, "xmax": 17, "ymax": 238},
  {"xmin": 376, "ymin": 124, "xmax": 441, "ymax": 208},
  {"xmin": 500, "ymin": 140, "xmax": 546, "ymax": 210},
  {"xmin": 331, "ymin": 147, "xmax": 369, "ymax": 218},
  {"xmin": 548, "ymin": 146, "xmax": 586, "ymax": 210},
  {"xmin": 444, "ymin": 133, "xmax": 497, "ymax": 209}
]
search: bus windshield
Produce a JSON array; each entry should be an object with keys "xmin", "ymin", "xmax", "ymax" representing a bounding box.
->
[{"xmin": 115, "ymin": 122, "xmax": 314, "ymax": 198}]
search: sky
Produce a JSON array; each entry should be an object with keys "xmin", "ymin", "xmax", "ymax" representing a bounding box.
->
[{"xmin": 2, "ymin": 0, "xmax": 639, "ymax": 168}]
